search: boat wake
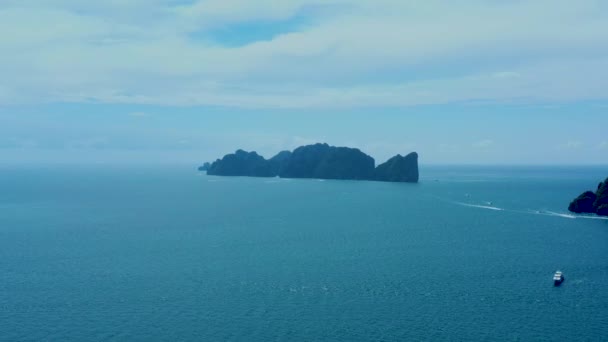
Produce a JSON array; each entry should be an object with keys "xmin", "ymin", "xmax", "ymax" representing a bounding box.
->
[
  {"xmin": 542, "ymin": 211, "xmax": 577, "ymax": 219},
  {"xmin": 528, "ymin": 210, "xmax": 608, "ymax": 220},
  {"xmin": 430, "ymin": 196, "xmax": 506, "ymax": 212},
  {"xmin": 435, "ymin": 195, "xmax": 608, "ymax": 220},
  {"xmin": 454, "ymin": 202, "xmax": 504, "ymax": 211},
  {"xmin": 573, "ymin": 215, "xmax": 608, "ymax": 221}
]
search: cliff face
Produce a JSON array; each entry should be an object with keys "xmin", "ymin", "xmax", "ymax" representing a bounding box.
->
[
  {"xmin": 207, "ymin": 150, "xmax": 275, "ymax": 177},
  {"xmin": 568, "ymin": 177, "xmax": 608, "ymax": 216},
  {"xmin": 374, "ymin": 152, "xmax": 419, "ymax": 183},
  {"xmin": 203, "ymin": 143, "xmax": 419, "ymax": 183},
  {"xmin": 198, "ymin": 162, "xmax": 211, "ymax": 172},
  {"xmin": 568, "ymin": 191, "xmax": 598, "ymax": 213},
  {"xmin": 268, "ymin": 151, "xmax": 292, "ymax": 176},
  {"xmin": 279, "ymin": 143, "xmax": 375, "ymax": 180},
  {"xmin": 594, "ymin": 178, "xmax": 608, "ymax": 216}
]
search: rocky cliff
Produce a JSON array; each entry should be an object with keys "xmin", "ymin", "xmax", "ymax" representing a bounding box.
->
[
  {"xmin": 374, "ymin": 152, "xmax": 419, "ymax": 183},
  {"xmin": 568, "ymin": 177, "xmax": 608, "ymax": 216},
  {"xmin": 279, "ymin": 143, "xmax": 375, "ymax": 180},
  {"xmin": 207, "ymin": 150, "xmax": 275, "ymax": 177}
]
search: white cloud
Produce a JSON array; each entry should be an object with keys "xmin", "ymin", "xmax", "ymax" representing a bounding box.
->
[
  {"xmin": 473, "ymin": 140, "xmax": 494, "ymax": 148},
  {"xmin": 173, "ymin": 0, "xmax": 339, "ymax": 28},
  {"xmin": 599, "ymin": 141, "xmax": 608, "ymax": 150},
  {"xmin": 129, "ymin": 111, "xmax": 148, "ymax": 117},
  {"xmin": 1, "ymin": 0, "xmax": 608, "ymax": 108},
  {"xmin": 561, "ymin": 141, "xmax": 584, "ymax": 149}
]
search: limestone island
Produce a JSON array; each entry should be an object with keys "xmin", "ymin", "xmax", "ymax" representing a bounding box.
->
[
  {"xmin": 200, "ymin": 143, "xmax": 419, "ymax": 183},
  {"xmin": 197, "ymin": 162, "xmax": 211, "ymax": 172},
  {"xmin": 568, "ymin": 177, "xmax": 608, "ymax": 216}
]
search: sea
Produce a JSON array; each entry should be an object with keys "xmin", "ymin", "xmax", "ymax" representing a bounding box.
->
[{"xmin": 1, "ymin": 165, "xmax": 608, "ymax": 341}]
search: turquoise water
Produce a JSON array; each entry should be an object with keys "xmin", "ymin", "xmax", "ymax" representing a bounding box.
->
[{"xmin": 1, "ymin": 165, "xmax": 608, "ymax": 341}]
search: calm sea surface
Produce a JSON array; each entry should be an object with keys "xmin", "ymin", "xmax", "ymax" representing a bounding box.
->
[{"xmin": 1, "ymin": 165, "xmax": 608, "ymax": 341}]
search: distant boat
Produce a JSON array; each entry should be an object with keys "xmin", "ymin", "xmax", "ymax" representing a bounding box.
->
[{"xmin": 553, "ymin": 271, "xmax": 564, "ymax": 286}]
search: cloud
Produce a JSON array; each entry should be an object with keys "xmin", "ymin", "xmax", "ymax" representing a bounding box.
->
[
  {"xmin": 173, "ymin": 0, "xmax": 338, "ymax": 28},
  {"xmin": 599, "ymin": 141, "xmax": 608, "ymax": 150},
  {"xmin": 561, "ymin": 141, "xmax": 584, "ymax": 149},
  {"xmin": 1, "ymin": 0, "xmax": 608, "ymax": 108},
  {"xmin": 472, "ymin": 139, "xmax": 494, "ymax": 148},
  {"xmin": 129, "ymin": 111, "xmax": 148, "ymax": 117}
]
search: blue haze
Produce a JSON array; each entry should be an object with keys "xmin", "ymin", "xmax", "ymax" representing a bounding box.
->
[{"xmin": 1, "ymin": 110, "xmax": 608, "ymax": 165}]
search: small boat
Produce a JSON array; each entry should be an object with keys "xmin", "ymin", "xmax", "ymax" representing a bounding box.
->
[{"xmin": 553, "ymin": 271, "xmax": 564, "ymax": 286}]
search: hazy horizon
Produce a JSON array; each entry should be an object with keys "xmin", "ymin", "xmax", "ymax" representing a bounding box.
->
[{"xmin": 2, "ymin": 110, "xmax": 608, "ymax": 166}]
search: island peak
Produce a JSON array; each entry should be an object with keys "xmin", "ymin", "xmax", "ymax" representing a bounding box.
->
[
  {"xmin": 201, "ymin": 143, "xmax": 419, "ymax": 183},
  {"xmin": 207, "ymin": 150, "xmax": 275, "ymax": 177},
  {"xmin": 375, "ymin": 152, "xmax": 419, "ymax": 183}
]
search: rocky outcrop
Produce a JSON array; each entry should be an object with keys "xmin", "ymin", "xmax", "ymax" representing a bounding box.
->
[
  {"xmin": 197, "ymin": 162, "xmax": 211, "ymax": 172},
  {"xmin": 568, "ymin": 177, "xmax": 608, "ymax": 216},
  {"xmin": 207, "ymin": 150, "xmax": 274, "ymax": 177},
  {"xmin": 374, "ymin": 152, "xmax": 419, "ymax": 183},
  {"xmin": 594, "ymin": 178, "xmax": 608, "ymax": 213},
  {"xmin": 279, "ymin": 143, "xmax": 375, "ymax": 180},
  {"xmin": 568, "ymin": 191, "xmax": 598, "ymax": 214},
  {"xmin": 268, "ymin": 151, "xmax": 292, "ymax": 176}
]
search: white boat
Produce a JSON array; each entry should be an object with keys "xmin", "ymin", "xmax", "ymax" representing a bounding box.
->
[{"xmin": 553, "ymin": 271, "xmax": 564, "ymax": 286}]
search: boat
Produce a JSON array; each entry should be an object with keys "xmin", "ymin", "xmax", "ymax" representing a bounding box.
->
[{"xmin": 553, "ymin": 271, "xmax": 564, "ymax": 286}]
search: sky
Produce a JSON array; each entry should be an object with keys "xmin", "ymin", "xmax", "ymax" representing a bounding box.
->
[{"xmin": 1, "ymin": 0, "xmax": 607, "ymax": 165}]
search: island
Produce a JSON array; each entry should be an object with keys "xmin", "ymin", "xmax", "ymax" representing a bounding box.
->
[
  {"xmin": 199, "ymin": 143, "xmax": 419, "ymax": 183},
  {"xmin": 207, "ymin": 150, "xmax": 275, "ymax": 177},
  {"xmin": 374, "ymin": 153, "xmax": 419, "ymax": 183},
  {"xmin": 197, "ymin": 162, "xmax": 211, "ymax": 172},
  {"xmin": 568, "ymin": 177, "xmax": 608, "ymax": 216}
]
